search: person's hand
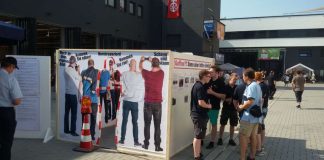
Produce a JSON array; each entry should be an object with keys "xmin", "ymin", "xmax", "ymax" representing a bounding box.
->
[
  {"xmin": 207, "ymin": 104, "xmax": 212, "ymax": 109},
  {"xmin": 237, "ymin": 105, "xmax": 243, "ymax": 111},
  {"xmin": 225, "ymin": 98, "xmax": 232, "ymax": 104},
  {"xmin": 207, "ymin": 87, "xmax": 213, "ymax": 94}
]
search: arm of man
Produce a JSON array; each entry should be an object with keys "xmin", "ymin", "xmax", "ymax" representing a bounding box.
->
[
  {"xmin": 291, "ymin": 77, "xmax": 296, "ymax": 91},
  {"xmin": 13, "ymin": 98, "xmax": 22, "ymax": 106},
  {"xmin": 238, "ymin": 98, "xmax": 254, "ymax": 111},
  {"xmin": 198, "ymin": 100, "xmax": 211, "ymax": 109},
  {"xmin": 207, "ymin": 88, "xmax": 226, "ymax": 100},
  {"xmin": 10, "ymin": 78, "xmax": 23, "ymax": 106},
  {"xmin": 139, "ymin": 56, "xmax": 145, "ymax": 72},
  {"xmin": 233, "ymin": 100, "xmax": 239, "ymax": 110}
]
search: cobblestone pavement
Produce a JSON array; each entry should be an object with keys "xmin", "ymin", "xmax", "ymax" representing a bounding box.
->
[{"xmin": 12, "ymin": 82, "xmax": 324, "ymax": 160}]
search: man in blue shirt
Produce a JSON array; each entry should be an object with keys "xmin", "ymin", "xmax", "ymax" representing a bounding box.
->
[
  {"xmin": 237, "ymin": 68, "xmax": 262, "ymax": 160},
  {"xmin": 81, "ymin": 59, "xmax": 99, "ymax": 141},
  {"xmin": 0, "ymin": 57, "xmax": 23, "ymax": 160}
]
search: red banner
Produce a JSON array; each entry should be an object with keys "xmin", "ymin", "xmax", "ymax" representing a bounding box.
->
[{"xmin": 167, "ymin": 0, "xmax": 180, "ymax": 19}]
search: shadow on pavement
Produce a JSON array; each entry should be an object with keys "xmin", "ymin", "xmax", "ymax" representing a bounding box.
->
[{"xmin": 224, "ymin": 137, "xmax": 324, "ymax": 160}]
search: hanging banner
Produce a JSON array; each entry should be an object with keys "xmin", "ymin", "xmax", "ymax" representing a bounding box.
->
[
  {"xmin": 167, "ymin": 0, "xmax": 180, "ymax": 19},
  {"xmin": 203, "ymin": 20, "xmax": 214, "ymax": 40},
  {"xmin": 216, "ymin": 21, "xmax": 225, "ymax": 40},
  {"xmin": 258, "ymin": 48, "xmax": 280, "ymax": 60}
]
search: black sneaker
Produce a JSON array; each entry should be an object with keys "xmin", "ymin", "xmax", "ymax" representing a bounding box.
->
[
  {"xmin": 296, "ymin": 105, "xmax": 301, "ymax": 109},
  {"xmin": 134, "ymin": 142, "xmax": 141, "ymax": 146},
  {"xmin": 206, "ymin": 142, "xmax": 214, "ymax": 149},
  {"xmin": 228, "ymin": 139, "xmax": 236, "ymax": 146},
  {"xmin": 217, "ymin": 138, "xmax": 223, "ymax": 145},
  {"xmin": 119, "ymin": 140, "xmax": 124, "ymax": 144},
  {"xmin": 64, "ymin": 130, "xmax": 71, "ymax": 134},
  {"xmin": 142, "ymin": 144, "xmax": 148, "ymax": 149},
  {"xmin": 155, "ymin": 146, "xmax": 163, "ymax": 152},
  {"xmin": 70, "ymin": 132, "xmax": 79, "ymax": 136}
]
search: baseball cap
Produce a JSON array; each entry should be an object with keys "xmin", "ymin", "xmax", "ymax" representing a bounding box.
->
[{"xmin": 4, "ymin": 57, "xmax": 19, "ymax": 69}]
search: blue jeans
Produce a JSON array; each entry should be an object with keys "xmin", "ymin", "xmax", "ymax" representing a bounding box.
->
[{"xmin": 120, "ymin": 100, "xmax": 139, "ymax": 143}]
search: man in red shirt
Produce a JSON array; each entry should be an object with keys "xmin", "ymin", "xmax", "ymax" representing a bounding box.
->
[{"xmin": 139, "ymin": 56, "xmax": 164, "ymax": 152}]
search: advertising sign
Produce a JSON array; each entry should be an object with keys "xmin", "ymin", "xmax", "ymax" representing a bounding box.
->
[
  {"xmin": 258, "ymin": 48, "xmax": 280, "ymax": 60},
  {"xmin": 57, "ymin": 50, "xmax": 170, "ymax": 157}
]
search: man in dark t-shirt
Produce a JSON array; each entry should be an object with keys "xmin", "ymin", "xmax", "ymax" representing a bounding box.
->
[
  {"xmin": 190, "ymin": 70, "xmax": 212, "ymax": 160},
  {"xmin": 218, "ymin": 74, "xmax": 239, "ymax": 146},
  {"xmin": 205, "ymin": 66, "xmax": 226, "ymax": 149}
]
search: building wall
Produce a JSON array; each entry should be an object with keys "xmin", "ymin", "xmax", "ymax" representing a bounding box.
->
[
  {"xmin": 221, "ymin": 14, "xmax": 324, "ymax": 32},
  {"xmin": 0, "ymin": 0, "xmax": 150, "ymax": 42},
  {"xmin": 163, "ymin": 0, "xmax": 221, "ymax": 57},
  {"xmin": 0, "ymin": 0, "xmax": 221, "ymax": 56}
]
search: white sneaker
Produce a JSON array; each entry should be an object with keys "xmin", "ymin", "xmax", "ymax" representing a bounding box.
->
[{"xmin": 256, "ymin": 150, "xmax": 266, "ymax": 156}]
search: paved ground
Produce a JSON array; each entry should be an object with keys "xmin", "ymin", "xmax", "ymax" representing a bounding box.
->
[{"xmin": 12, "ymin": 82, "xmax": 324, "ymax": 160}]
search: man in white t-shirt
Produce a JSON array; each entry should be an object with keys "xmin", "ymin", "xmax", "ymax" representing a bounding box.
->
[
  {"xmin": 119, "ymin": 59, "xmax": 144, "ymax": 146},
  {"xmin": 64, "ymin": 56, "xmax": 82, "ymax": 136}
]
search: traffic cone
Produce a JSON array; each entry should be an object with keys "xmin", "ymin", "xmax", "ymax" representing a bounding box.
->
[
  {"xmin": 96, "ymin": 104, "xmax": 103, "ymax": 145},
  {"xmin": 73, "ymin": 114, "xmax": 99, "ymax": 152}
]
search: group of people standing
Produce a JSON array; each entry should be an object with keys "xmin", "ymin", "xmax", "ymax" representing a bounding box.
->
[{"xmin": 190, "ymin": 66, "xmax": 272, "ymax": 160}]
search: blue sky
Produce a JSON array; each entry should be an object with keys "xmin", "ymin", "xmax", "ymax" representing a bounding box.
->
[{"xmin": 221, "ymin": 0, "xmax": 324, "ymax": 18}]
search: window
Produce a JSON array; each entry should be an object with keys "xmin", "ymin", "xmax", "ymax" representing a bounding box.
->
[
  {"xmin": 119, "ymin": 0, "xmax": 126, "ymax": 12},
  {"xmin": 105, "ymin": 0, "xmax": 116, "ymax": 7},
  {"xmin": 129, "ymin": 2, "xmax": 135, "ymax": 15},
  {"xmin": 298, "ymin": 49, "xmax": 312, "ymax": 57},
  {"xmin": 225, "ymin": 29, "xmax": 324, "ymax": 40},
  {"xmin": 137, "ymin": 5, "xmax": 143, "ymax": 17},
  {"xmin": 320, "ymin": 49, "xmax": 324, "ymax": 57}
]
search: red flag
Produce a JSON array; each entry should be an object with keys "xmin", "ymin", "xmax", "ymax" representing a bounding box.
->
[{"xmin": 167, "ymin": 0, "xmax": 180, "ymax": 19}]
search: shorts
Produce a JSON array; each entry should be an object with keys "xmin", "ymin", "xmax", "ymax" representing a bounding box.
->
[
  {"xmin": 239, "ymin": 120, "xmax": 258, "ymax": 137},
  {"xmin": 207, "ymin": 109, "xmax": 220, "ymax": 125},
  {"xmin": 220, "ymin": 109, "xmax": 238, "ymax": 126},
  {"xmin": 191, "ymin": 117, "xmax": 208, "ymax": 139}
]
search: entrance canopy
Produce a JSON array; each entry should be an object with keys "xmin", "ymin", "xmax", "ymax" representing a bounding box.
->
[
  {"xmin": 286, "ymin": 63, "xmax": 314, "ymax": 75},
  {"xmin": 219, "ymin": 63, "xmax": 239, "ymax": 71},
  {"xmin": 0, "ymin": 21, "xmax": 24, "ymax": 44}
]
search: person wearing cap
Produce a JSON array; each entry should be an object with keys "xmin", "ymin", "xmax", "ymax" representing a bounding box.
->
[
  {"xmin": 139, "ymin": 56, "xmax": 164, "ymax": 152},
  {"xmin": 64, "ymin": 56, "xmax": 82, "ymax": 136},
  {"xmin": 0, "ymin": 56, "xmax": 23, "ymax": 160}
]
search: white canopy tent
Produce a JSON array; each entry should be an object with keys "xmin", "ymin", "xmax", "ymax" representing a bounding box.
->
[{"xmin": 285, "ymin": 63, "xmax": 314, "ymax": 77}]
